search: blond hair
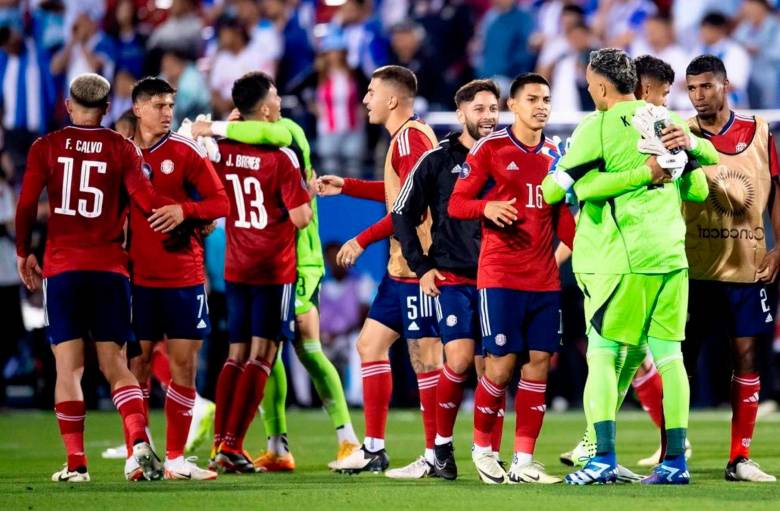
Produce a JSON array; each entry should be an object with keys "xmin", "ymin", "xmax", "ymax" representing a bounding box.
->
[{"xmin": 69, "ymin": 73, "xmax": 111, "ymax": 108}]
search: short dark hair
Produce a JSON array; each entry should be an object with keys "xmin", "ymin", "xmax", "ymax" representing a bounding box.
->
[
  {"xmin": 454, "ymin": 79, "xmax": 500, "ymax": 107},
  {"xmin": 589, "ymin": 48, "xmax": 637, "ymax": 94},
  {"xmin": 232, "ymin": 71, "xmax": 275, "ymax": 116},
  {"xmin": 561, "ymin": 4, "xmax": 585, "ymax": 17},
  {"xmin": 686, "ymin": 54, "xmax": 728, "ymax": 79},
  {"xmin": 634, "ymin": 55, "xmax": 675, "ymax": 85},
  {"xmin": 132, "ymin": 77, "xmax": 176, "ymax": 103},
  {"xmin": 371, "ymin": 65, "xmax": 417, "ymax": 96},
  {"xmin": 509, "ymin": 72, "xmax": 550, "ymax": 98},
  {"xmin": 701, "ymin": 11, "xmax": 729, "ymax": 28}
]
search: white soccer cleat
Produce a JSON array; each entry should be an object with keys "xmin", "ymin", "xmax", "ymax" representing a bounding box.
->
[
  {"xmin": 385, "ymin": 456, "xmax": 433, "ymax": 479},
  {"xmin": 132, "ymin": 441, "xmax": 164, "ymax": 481},
  {"xmin": 328, "ymin": 441, "xmax": 361, "ymax": 470},
  {"xmin": 559, "ymin": 436, "xmax": 595, "ymax": 467},
  {"xmin": 615, "ymin": 464, "xmax": 643, "ymax": 483},
  {"xmin": 185, "ymin": 395, "xmax": 216, "ymax": 454},
  {"xmin": 507, "ymin": 459, "xmax": 562, "ymax": 484},
  {"xmin": 637, "ymin": 439, "xmax": 692, "ymax": 467},
  {"xmin": 164, "ymin": 456, "xmax": 218, "ymax": 480},
  {"xmin": 333, "ymin": 445, "xmax": 389, "ymax": 473},
  {"xmin": 101, "ymin": 443, "xmax": 128, "ymax": 460},
  {"xmin": 51, "ymin": 464, "xmax": 90, "ymax": 482},
  {"xmin": 124, "ymin": 456, "xmax": 145, "ymax": 481},
  {"xmin": 725, "ymin": 458, "xmax": 777, "ymax": 482},
  {"xmin": 472, "ymin": 448, "xmax": 508, "ymax": 484}
]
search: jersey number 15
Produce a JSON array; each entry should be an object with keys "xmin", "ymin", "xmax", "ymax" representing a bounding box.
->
[
  {"xmin": 54, "ymin": 157, "xmax": 106, "ymax": 218},
  {"xmin": 226, "ymin": 174, "xmax": 268, "ymax": 229}
]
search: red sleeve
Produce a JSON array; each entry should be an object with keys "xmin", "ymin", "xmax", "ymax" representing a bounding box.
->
[
  {"xmin": 769, "ymin": 133, "xmax": 779, "ymax": 177},
  {"xmin": 181, "ymin": 152, "xmax": 230, "ymax": 220},
  {"xmin": 448, "ymin": 147, "xmax": 491, "ymax": 220},
  {"xmin": 122, "ymin": 141, "xmax": 171, "ymax": 213},
  {"xmin": 391, "ymin": 127, "xmax": 433, "ymax": 183},
  {"xmin": 278, "ymin": 150, "xmax": 312, "ymax": 211},
  {"xmin": 355, "ymin": 214, "xmax": 394, "ymax": 248},
  {"xmin": 554, "ymin": 202, "xmax": 575, "ymax": 249},
  {"xmin": 15, "ymin": 138, "xmax": 47, "ymax": 257},
  {"xmin": 342, "ymin": 178, "xmax": 385, "ymax": 201}
]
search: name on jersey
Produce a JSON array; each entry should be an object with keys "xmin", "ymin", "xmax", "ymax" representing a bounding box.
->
[
  {"xmin": 64, "ymin": 138, "xmax": 103, "ymax": 154},
  {"xmin": 225, "ymin": 153, "xmax": 261, "ymax": 170}
]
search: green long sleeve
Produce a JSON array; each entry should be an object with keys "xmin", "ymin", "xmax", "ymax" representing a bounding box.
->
[
  {"xmin": 678, "ymin": 167, "xmax": 709, "ymax": 203},
  {"xmin": 225, "ymin": 120, "xmax": 293, "ymax": 147},
  {"xmin": 573, "ymin": 165, "xmax": 653, "ymax": 201}
]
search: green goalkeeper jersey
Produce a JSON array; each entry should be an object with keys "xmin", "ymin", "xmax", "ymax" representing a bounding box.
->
[
  {"xmin": 224, "ymin": 118, "xmax": 325, "ymax": 274},
  {"xmin": 541, "ymin": 99, "xmax": 718, "ymax": 275}
]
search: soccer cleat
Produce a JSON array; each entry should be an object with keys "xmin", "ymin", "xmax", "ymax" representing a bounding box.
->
[
  {"xmin": 102, "ymin": 442, "xmax": 129, "ymax": 460},
  {"xmin": 124, "ymin": 456, "xmax": 145, "ymax": 481},
  {"xmin": 559, "ymin": 435, "xmax": 596, "ymax": 467},
  {"xmin": 433, "ymin": 442, "xmax": 458, "ymax": 480},
  {"xmin": 507, "ymin": 459, "xmax": 562, "ymax": 484},
  {"xmin": 334, "ymin": 445, "xmax": 389, "ymax": 474},
  {"xmin": 328, "ymin": 441, "xmax": 360, "ymax": 470},
  {"xmin": 641, "ymin": 456, "xmax": 690, "ymax": 485},
  {"xmin": 615, "ymin": 464, "xmax": 643, "ymax": 483},
  {"xmin": 564, "ymin": 455, "xmax": 617, "ymax": 485},
  {"xmin": 725, "ymin": 457, "xmax": 777, "ymax": 482},
  {"xmin": 253, "ymin": 451, "xmax": 296, "ymax": 472},
  {"xmin": 164, "ymin": 456, "xmax": 218, "ymax": 480},
  {"xmin": 132, "ymin": 442, "xmax": 164, "ymax": 481},
  {"xmin": 472, "ymin": 448, "xmax": 508, "ymax": 485},
  {"xmin": 214, "ymin": 449, "xmax": 257, "ymax": 474},
  {"xmin": 385, "ymin": 456, "xmax": 434, "ymax": 479},
  {"xmin": 185, "ymin": 398, "xmax": 216, "ymax": 454},
  {"xmin": 637, "ymin": 438, "xmax": 692, "ymax": 467},
  {"xmin": 51, "ymin": 464, "xmax": 90, "ymax": 482}
]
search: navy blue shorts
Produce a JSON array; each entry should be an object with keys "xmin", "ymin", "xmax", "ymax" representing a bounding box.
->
[
  {"xmin": 367, "ymin": 273, "xmax": 438, "ymax": 339},
  {"xmin": 226, "ymin": 282, "xmax": 295, "ymax": 343},
  {"xmin": 479, "ymin": 288, "xmax": 562, "ymax": 356},
  {"xmin": 44, "ymin": 271, "xmax": 133, "ymax": 345},
  {"xmin": 132, "ymin": 284, "xmax": 211, "ymax": 341},
  {"xmin": 689, "ymin": 280, "xmax": 774, "ymax": 337},
  {"xmin": 435, "ymin": 285, "xmax": 481, "ymax": 344}
]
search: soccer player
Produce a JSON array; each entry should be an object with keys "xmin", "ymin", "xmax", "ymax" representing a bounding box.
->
[
  {"xmin": 391, "ymin": 79, "xmax": 502, "ymax": 480},
  {"xmin": 191, "ymin": 112, "xmax": 361, "ymax": 470},
  {"xmin": 15, "ymin": 73, "xmax": 168, "ymax": 482},
  {"xmin": 542, "ymin": 48, "xmax": 717, "ymax": 485},
  {"xmin": 127, "ymin": 77, "xmax": 229, "ymax": 480},
  {"xmin": 448, "ymin": 73, "xmax": 574, "ymax": 485},
  {"xmin": 209, "ymin": 72, "xmax": 313, "ymax": 474},
  {"xmin": 316, "ymin": 65, "xmax": 441, "ymax": 477},
  {"xmin": 684, "ymin": 55, "xmax": 779, "ymax": 482}
]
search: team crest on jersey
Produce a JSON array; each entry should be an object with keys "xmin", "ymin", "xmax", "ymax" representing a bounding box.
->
[
  {"xmin": 160, "ymin": 159, "xmax": 175, "ymax": 175},
  {"xmin": 446, "ymin": 315, "xmax": 458, "ymax": 327},
  {"xmin": 459, "ymin": 163, "xmax": 471, "ymax": 179},
  {"xmin": 141, "ymin": 162, "xmax": 152, "ymax": 179},
  {"xmin": 736, "ymin": 142, "xmax": 748, "ymax": 152},
  {"xmin": 495, "ymin": 333, "xmax": 506, "ymax": 346}
]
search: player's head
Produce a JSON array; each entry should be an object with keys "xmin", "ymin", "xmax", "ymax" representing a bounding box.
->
[
  {"xmin": 66, "ymin": 73, "xmax": 111, "ymax": 124},
  {"xmin": 231, "ymin": 71, "xmax": 281, "ymax": 121},
  {"xmin": 699, "ymin": 11, "xmax": 729, "ymax": 46},
  {"xmin": 131, "ymin": 76, "xmax": 175, "ymax": 136},
  {"xmin": 634, "ymin": 55, "xmax": 674, "ymax": 107},
  {"xmin": 363, "ymin": 65, "xmax": 417, "ymax": 126},
  {"xmin": 686, "ymin": 54, "xmax": 729, "ymax": 119},
  {"xmin": 115, "ymin": 108, "xmax": 137, "ymax": 138},
  {"xmin": 507, "ymin": 73, "xmax": 550, "ymax": 132},
  {"xmin": 454, "ymin": 79, "xmax": 500, "ymax": 142},
  {"xmin": 586, "ymin": 48, "xmax": 637, "ymax": 111}
]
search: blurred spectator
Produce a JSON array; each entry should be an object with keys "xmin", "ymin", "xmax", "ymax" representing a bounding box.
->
[
  {"xmin": 630, "ymin": 15, "xmax": 689, "ymax": 109},
  {"xmin": 474, "ymin": 0, "xmax": 535, "ymax": 91},
  {"xmin": 733, "ymin": 0, "xmax": 780, "ymax": 108},
  {"xmin": 0, "ymin": 174, "xmax": 24, "ymax": 406},
  {"xmin": 234, "ymin": 0, "xmax": 282, "ymax": 80},
  {"xmin": 0, "ymin": 22, "xmax": 57, "ymax": 183},
  {"xmin": 331, "ymin": 0, "xmax": 390, "ymax": 81},
  {"xmin": 146, "ymin": 0, "xmax": 203, "ymax": 60},
  {"xmin": 107, "ymin": 0, "xmax": 145, "ymax": 79},
  {"xmin": 389, "ymin": 21, "xmax": 444, "ymax": 110},
  {"xmin": 62, "ymin": 0, "xmax": 106, "ymax": 43},
  {"xmin": 695, "ymin": 11, "xmax": 751, "ymax": 107},
  {"xmin": 160, "ymin": 50, "xmax": 211, "ymax": 129},
  {"xmin": 535, "ymin": 4, "xmax": 586, "ymax": 81},
  {"xmin": 377, "ymin": 0, "xmax": 409, "ymax": 30},
  {"xmin": 672, "ymin": 0, "xmax": 743, "ymax": 48},
  {"xmin": 208, "ymin": 15, "xmax": 256, "ymax": 118},
  {"xmin": 549, "ymin": 22, "xmax": 596, "ymax": 113},
  {"xmin": 592, "ymin": 0, "xmax": 657, "ymax": 49},
  {"xmin": 105, "ymin": 68, "xmax": 134, "ymax": 127},
  {"xmin": 314, "ymin": 31, "xmax": 365, "ymax": 177},
  {"xmin": 263, "ymin": 0, "xmax": 315, "ymax": 94},
  {"xmin": 50, "ymin": 12, "xmax": 116, "ymax": 88},
  {"xmin": 32, "ymin": 1, "xmax": 66, "ymax": 53}
]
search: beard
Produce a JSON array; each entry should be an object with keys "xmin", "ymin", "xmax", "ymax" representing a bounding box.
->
[{"xmin": 465, "ymin": 119, "xmax": 490, "ymax": 141}]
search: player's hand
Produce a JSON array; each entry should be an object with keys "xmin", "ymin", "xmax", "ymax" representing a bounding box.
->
[
  {"xmin": 420, "ymin": 268, "xmax": 446, "ymax": 297},
  {"xmin": 316, "ymin": 175, "xmax": 345, "ymax": 196},
  {"xmin": 646, "ymin": 156, "xmax": 670, "ymax": 184},
  {"xmin": 337, "ymin": 238, "xmax": 364, "ymax": 267},
  {"xmin": 17, "ymin": 254, "xmax": 42, "ymax": 292},
  {"xmin": 191, "ymin": 119, "xmax": 213, "ymax": 138},
  {"xmin": 483, "ymin": 198, "xmax": 518, "ymax": 227},
  {"xmin": 227, "ymin": 108, "xmax": 242, "ymax": 122},
  {"xmin": 757, "ymin": 247, "xmax": 780, "ymax": 283},
  {"xmin": 661, "ymin": 124, "xmax": 692, "ymax": 152},
  {"xmin": 149, "ymin": 204, "xmax": 185, "ymax": 233}
]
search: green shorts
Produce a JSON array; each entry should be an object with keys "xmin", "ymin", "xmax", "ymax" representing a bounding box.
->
[
  {"xmin": 576, "ymin": 269, "xmax": 688, "ymax": 345},
  {"xmin": 295, "ymin": 268, "xmax": 323, "ymax": 315}
]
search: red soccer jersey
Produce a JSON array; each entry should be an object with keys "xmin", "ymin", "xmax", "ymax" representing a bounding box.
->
[
  {"xmin": 214, "ymin": 140, "xmax": 311, "ymax": 286},
  {"xmin": 128, "ymin": 132, "xmax": 229, "ymax": 287},
  {"xmin": 15, "ymin": 125, "xmax": 166, "ymax": 278},
  {"xmin": 699, "ymin": 111, "xmax": 780, "ymax": 176},
  {"xmin": 448, "ymin": 127, "xmax": 575, "ymax": 291}
]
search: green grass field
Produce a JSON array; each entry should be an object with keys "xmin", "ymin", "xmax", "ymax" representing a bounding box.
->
[{"xmin": 1, "ymin": 409, "xmax": 778, "ymax": 510}]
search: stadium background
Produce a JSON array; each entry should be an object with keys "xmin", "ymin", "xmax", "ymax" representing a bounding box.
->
[{"xmin": 1, "ymin": 0, "xmax": 779, "ymax": 419}]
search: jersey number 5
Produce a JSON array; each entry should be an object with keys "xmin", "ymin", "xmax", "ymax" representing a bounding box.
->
[
  {"xmin": 226, "ymin": 174, "xmax": 268, "ymax": 229},
  {"xmin": 54, "ymin": 157, "xmax": 106, "ymax": 218}
]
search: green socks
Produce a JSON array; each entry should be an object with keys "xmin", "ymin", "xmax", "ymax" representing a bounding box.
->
[
  {"xmin": 648, "ymin": 337, "xmax": 689, "ymax": 457},
  {"xmin": 294, "ymin": 339, "xmax": 352, "ymax": 430},
  {"xmin": 583, "ymin": 331, "xmax": 622, "ymax": 448},
  {"xmin": 260, "ymin": 352, "xmax": 288, "ymax": 437}
]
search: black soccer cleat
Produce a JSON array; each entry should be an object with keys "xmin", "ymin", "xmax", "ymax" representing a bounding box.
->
[
  {"xmin": 433, "ymin": 442, "xmax": 458, "ymax": 480},
  {"xmin": 336, "ymin": 445, "xmax": 390, "ymax": 474},
  {"xmin": 215, "ymin": 450, "xmax": 258, "ymax": 474}
]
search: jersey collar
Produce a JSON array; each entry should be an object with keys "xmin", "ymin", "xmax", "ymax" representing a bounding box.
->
[
  {"xmin": 505, "ymin": 126, "xmax": 545, "ymax": 153},
  {"xmin": 146, "ymin": 131, "xmax": 172, "ymax": 153},
  {"xmin": 391, "ymin": 114, "xmax": 419, "ymax": 139},
  {"xmin": 699, "ymin": 110, "xmax": 735, "ymax": 138}
]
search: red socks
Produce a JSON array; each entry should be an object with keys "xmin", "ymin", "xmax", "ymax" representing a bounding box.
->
[
  {"xmin": 112, "ymin": 385, "xmax": 149, "ymax": 456},
  {"xmin": 214, "ymin": 358, "xmax": 243, "ymax": 449},
  {"xmin": 165, "ymin": 382, "xmax": 196, "ymax": 459},
  {"xmin": 361, "ymin": 361, "xmax": 393, "ymax": 441},
  {"xmin": 514, "ymin": 379, "xmax": 547, "ymax": 455},
  {"xmin": 223, "ymin": 359, "xmax": 272, "ymax": 452},
  {"xmin": 473, "ymin": 376, "xmax": 506, "ymax": 448},
  {"xmin": 730, "ymin": 372, "xmax": 760, "ymax": 462},
  {"xmin": 150, "ymin": 343, "xmax": 172, "ymax": 391},
  {"xmin": 55, "ymin": 401, "xmax": 86, "ymax": 470},
  {"xmin": 417, "ymin": 369, "xmax": 440, "ymax": 449},
  {"xmin": 632, "ymin": 365, "xmax": 665, "ymax": 429},
  {"xmin": 491, "ymin": 407, "xmax": 504, "ymax": 453},
  {"xmin": 436, "ymin": 364, "xmax": 467, "ymax": 439}
]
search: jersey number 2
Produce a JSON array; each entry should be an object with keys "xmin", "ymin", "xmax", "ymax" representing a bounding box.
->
[
  {"xmin": 226, "ymin": 174, "xmax": 268, "ymax": 229},
  {"xmin": 54, "ymin": 157, "xmax": 106, "ymax": 218}
]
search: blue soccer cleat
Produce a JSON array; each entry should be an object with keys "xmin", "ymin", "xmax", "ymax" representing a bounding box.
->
[
  {"xmin": 641, "ymin": 456, "xmax": 690, "ymax": 485},
  {"xmin": 564, "ymin": 454, "xmax": 618, "ymax": 485}
]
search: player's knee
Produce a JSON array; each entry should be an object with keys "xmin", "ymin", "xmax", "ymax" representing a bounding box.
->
[
  {"xmin": 356, "ymin": 336, "xmax": 383, "ymax": 361},
  {"xmin": 447, "ymin": 355, "xmax": 472, "ymax": 374}
]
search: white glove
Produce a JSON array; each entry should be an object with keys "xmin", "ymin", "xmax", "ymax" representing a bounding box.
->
[
  {"xmin": 657, "ymin": 151, "xmax": 688, "ymax": 181},
  {"xmin": 179, "ymin": 114, "xmax": 221, "ymax": 163},
  {"xmin": 637, "ymin": 137, "xmax": 668, "ymax": 156},
  {"xmin": 632, "ymin": 104, "xmax": 669, "ymax": 141},
  {"xmin": 176, "ymin": 117, "xmax": 193, "ymax": 138}
]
